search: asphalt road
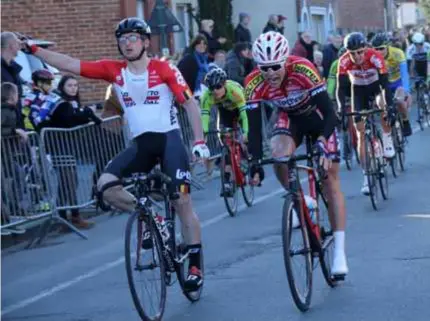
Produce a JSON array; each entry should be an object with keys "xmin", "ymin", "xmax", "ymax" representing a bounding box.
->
[{"xmin": 2, "ymin": 121, "xmax": 430, "ymax": 321}]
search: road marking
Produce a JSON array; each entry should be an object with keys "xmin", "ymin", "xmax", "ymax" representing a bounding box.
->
[
  {"xmin": 2, "ymin": 123, "xmax": 428, "ymax": 316},
  {"xmin": 1, "ymin": 258, "xmax": 125, "ymax": 316}
]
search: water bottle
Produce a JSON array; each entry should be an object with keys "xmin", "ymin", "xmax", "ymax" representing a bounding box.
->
[
  {"xmin": 155, "ymin": 214, "xmax": 170, "ymax": 243},
  {"xmin": 304, "ymin": 195, "xmax": 318, "ymax": 223}
]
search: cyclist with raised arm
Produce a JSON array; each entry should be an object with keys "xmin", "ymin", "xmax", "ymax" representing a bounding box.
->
[
  {"xmin": 245, "ymin": 31, "xmax": 348, "ymax": 278},
  {"xmin": 23, "ymin": 17, "xmax": 210, "ymax": 291},
  {"xmin": 200, "ymin": 67, "xmax": 249, "ymax": 194},
  {"xmin": 371, "ymin": 33, "xmax": 412, "ymax": 136},
  {"xmin": 337, "ymin": 32, "xmax": 395, "ymax": 195}
]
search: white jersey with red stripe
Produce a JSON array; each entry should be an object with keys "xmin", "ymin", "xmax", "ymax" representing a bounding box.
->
[{"xmin": 80, "ymin": 59, "xmax": 192, "ymax": 138}]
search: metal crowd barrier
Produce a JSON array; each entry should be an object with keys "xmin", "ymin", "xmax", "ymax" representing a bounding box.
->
[
  {"xmin": 1, "ymin": 132, "xmax": 54, "ymax": 236},
  {"xmin": 32, "ymin": 116, "xmax": 127, "ymax": 242}
]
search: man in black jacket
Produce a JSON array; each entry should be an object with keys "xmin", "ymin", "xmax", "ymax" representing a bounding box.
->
[
  {"xmin": 322, "ymin": 34, "xmax": 342, "ymax": 79},
  {"xmin": 1, "ymin": 31, "xmax": 25, "ymax": 129},
  {"xmin": 234, "ymin": 13, "xmax": 252, "ymax": 43},
  {"xmin": 225, "ymin": 42, "xmax": 253, "ymax": 86}
]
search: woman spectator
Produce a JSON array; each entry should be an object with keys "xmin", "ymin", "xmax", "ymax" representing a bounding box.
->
[
  {"xmin": 39, "ymin": 75, "xmax": 101, "ymax": 230},
  {"xmin": 177, "ymin": 34, "xmax": 210, "ymax": 100},
  {"xmin": 200, "ymin": 19, "xmax": 227, "ymax": 61}
]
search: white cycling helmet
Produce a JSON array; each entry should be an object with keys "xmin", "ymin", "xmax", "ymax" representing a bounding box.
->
[
  {"xmin": 412, "ymin": 32, "xmax": 425, "ymax": 44},
  {"xmin": 252, "ymin": 31, "xmax": 289, "ymax": 65}
]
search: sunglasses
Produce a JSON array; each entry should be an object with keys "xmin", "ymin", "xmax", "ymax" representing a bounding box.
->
[
  {"xmin": 210, "ymin": 84, "xmax": 224, "ymax": 91},
  {"xmin": 118, "ymin": 34, "xmax": 142, "ymax": 44},
  {"xmin": 349, "ymin": 49, "xmax": 365, "ymax": 56},
  {"xmin": 374, "ymin": 46, "xmax": 387, "ymax": 51},
  {"xmin": 259, "ymin": 64, "xmax": 283, "ymax": 72},
  {"xmin": 42, "ymin": 80, "xmax": 53, "ymax": 86}
]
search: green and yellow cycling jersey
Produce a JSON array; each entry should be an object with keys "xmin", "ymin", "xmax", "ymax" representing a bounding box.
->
[
  {"xmin": 200, "ymin": 79, "xmax": 249, "ymax": 135},
  {"xmin": 327, "ymin": 59, "xmax": 339, "ymax": 100}
]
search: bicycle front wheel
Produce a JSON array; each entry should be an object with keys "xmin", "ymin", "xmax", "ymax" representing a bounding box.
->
[
  {"xmin": 240, "ymin": 147, "xmax": 254, "ymax": 207},
  {"xmin": 282, "ymin": 194, "xmax": 313, "ymax": 312},
  {"xmin": 365, "ymin": 136, "xmax": 379, "ymax": 210},
  {"xmin": 376, "ymin": 133, "xmax": 389, "ymax": 200},
  {"xmin": 125, "ymin": 211, "xmax": 166, "ymax": 321},
  {"xmin": 220, "ymin": 146, "xmax": 239, "ymax": 216}
]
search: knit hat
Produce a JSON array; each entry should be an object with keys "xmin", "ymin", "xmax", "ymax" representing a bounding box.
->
[{"xmin": 239, "ymin": 12, "xmax": 249, "ymax": 23}]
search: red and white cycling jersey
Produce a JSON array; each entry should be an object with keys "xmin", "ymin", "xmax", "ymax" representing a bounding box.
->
[
  {"xmin": 80, "ymin": 59, "xmax": 192, "ymax": 138},
  {"xmin": 338, "ymin": 48, "xmax": 388, "ymax": 86},
  {"xmin": 244, "ymin": 56, "xmax": 326, "ymax": 115}
]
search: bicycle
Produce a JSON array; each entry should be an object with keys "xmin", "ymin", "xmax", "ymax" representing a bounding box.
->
[
  {"xmin": 346, "ymin": 108, "xmax": 389, "ymax": 210},
  {"xmin": 215, "ymin": 127, "xmax": 254, "ymax": 216},
  {"xmin": 98, "ymin": 168, "xmax": 203, "ymax": 321},
  {"xmin": 389, "ymin": 98, "xmax": 407, "ymax": 177},
  {"xmin": 340, "ymin": 104, "xmax": 360, "ymax": 170},
  {"xmin": 414, "ymin": 77, "xmax": 430, "ymax": 130},
  {"xmin": 253, "ymin": 136, "xmax": 337, "ymax": 312}
]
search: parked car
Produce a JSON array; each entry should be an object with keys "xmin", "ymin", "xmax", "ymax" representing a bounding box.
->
[{"xmin": 14, "ymin": 39, "xmax": 61, "ymax": 98}]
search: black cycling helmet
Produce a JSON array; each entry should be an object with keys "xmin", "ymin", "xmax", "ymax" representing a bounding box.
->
[
  {"xmin": 115, "ymin": 17, "xmax": 151, "ymax": 39},
  {"xmin": 115, "ymin": 17, "xmax": 151, "ymax": 61},
  {"xmin": 344, "ymin": 32, "xmax": 366, "ymax": 51},
  {"xmin": 32, "ymin": 69, "xmax": 54, "ymax": 84},
  {"xmin": 371, "ymin": 33, "xmax": 390, "ymax": 48},
  {"xmin": 338, "ymin": 46, "xmax": 347, "ymax": 58},
  {"xmin": 205, "ymin": 68, "xmax": 227, "ymax": 90}
]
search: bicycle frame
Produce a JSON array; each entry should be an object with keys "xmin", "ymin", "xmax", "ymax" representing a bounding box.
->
[
  {"xmin": 221, "ymin": 128, "xmax": 245, "ymax": 187},
  {"xmin": 285, "ymin": 153, "xmax": 326, "ymax": 250}
]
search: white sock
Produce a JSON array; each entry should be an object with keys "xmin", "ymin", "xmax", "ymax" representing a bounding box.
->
[{"xmin": 334, "ymin": 231, "xmax": 345, "ymax": 255}]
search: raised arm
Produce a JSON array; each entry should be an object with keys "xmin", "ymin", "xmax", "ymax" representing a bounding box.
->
[{"xmin": 25, "ymin": 43, "xmax": 81, "ymax": 75}]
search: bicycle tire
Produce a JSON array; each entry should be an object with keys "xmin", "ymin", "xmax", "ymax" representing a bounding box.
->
[
  {"xmin": 390, "ymin": 120, "xmax": 399, "ymax": 178},
  {"xmin": 282, "ymin": 194, "xmax": 312, "ymax": 312},
  {"xmin": 240, "ymin": 146, "xmax": 254, "ymax": 207},
  {"xmin": 342, "ymin": 130, "xmax": 352, "ymax": 170},
  {"xmin": 376, "ymin": 133, "xmax": 389, "ymax": 200},
  {"xmin": 396, "ymin": 118, "xmax": 406, "ymax": 172},
  {"xmin": 365, "ymin": 135, "xmax": 379, "ymax": 211},
  {"xmin": 125, "ymin": 211, "xmax": 166, "ymax": 321},
  {"xmin": 417, "ymin": 91, "xmax": 425, "ymax": 131},
  {"xmin": 315, "ymin": 190, "xmax": 336, "ymax": 288},
  {"xmin": 220, "ymin": 147, "xmax": 238, "ymax": 217},
  {"xmin": 177, "ymin": 243, "xmax": 204, "ymax": 302}
]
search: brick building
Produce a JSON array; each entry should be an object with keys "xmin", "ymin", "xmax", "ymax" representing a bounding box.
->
[
  {"xmin": 295, "ymin": 0, "xmax": 398, "ymax": 42},
  {"xmin": 333, "ymin": 0, "xmax": 397, "ymax": 34},
  {"xmin": 296, "ymin": 0, "xmax": 337, "ymax": 43},
  {"xmin": 1, "ymin": 0, "xmax": 198, "ymax": 104}
]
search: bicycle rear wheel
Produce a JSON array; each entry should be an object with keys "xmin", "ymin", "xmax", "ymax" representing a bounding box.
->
[
  {"xmin": 125, "ymin": 211, "xmax": 166, "ymax": 321},
  {"xmin": 220, "ymin": 147, "xmax": 239, "ymax": 216},
  {"xmin": 177, "ymin": 242, "xmax": 204, "ymax": 302},
  {"xmin": 364, "ymin": 136, "xmax": 379, "ymax": 211},
  {"xmin": 282, "ymin": 194, "xmax": 312, "ymax": 312}
]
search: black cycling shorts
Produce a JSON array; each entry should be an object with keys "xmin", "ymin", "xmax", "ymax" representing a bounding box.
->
[
  {"xmin": 104, "ymin": 130, "xmax": 191, "ymax": 194},
  {"xmin": 272, "ymin": 108, "xmax": 340, "ymax": 162},
  {"xmin": 351, "ymin": 82, "xmax": 382, "ymax": 123}
]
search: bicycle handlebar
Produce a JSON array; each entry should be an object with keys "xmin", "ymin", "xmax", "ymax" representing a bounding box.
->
[
  {"xmin": 96, "ymin": 170, "xmax": 172, "ymax": 212},
  {"xmin": 345, "ymin": 109, "xmax": 383, "ymax": 117}
]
